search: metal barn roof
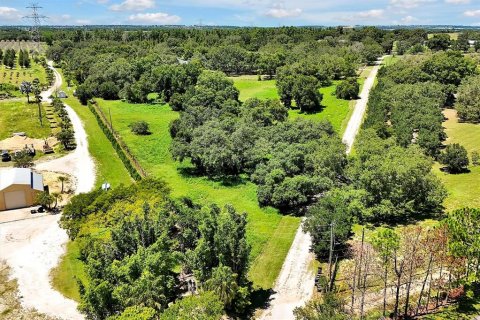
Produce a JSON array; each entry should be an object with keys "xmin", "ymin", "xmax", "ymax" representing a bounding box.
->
[{"xmin": 0, "ymin": 168, "xmax": 44, "ymax": 192}]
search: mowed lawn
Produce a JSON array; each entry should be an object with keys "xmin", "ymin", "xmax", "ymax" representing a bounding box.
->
[
  {"xmin": 95, "ymin": 98, "xmax": 300, "ymax": 289},
  {"xmin": 0, "ymin": 100, "xmax": 50, "ymax": 140},
  {"xmin": 434, "ymin": 109, "xmax": 480, "ymax": 211},
  {"xmin": 231, "ymin": 70, "xmax": 371, "ymax": 135}
]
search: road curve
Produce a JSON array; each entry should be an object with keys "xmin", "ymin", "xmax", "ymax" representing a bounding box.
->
[
  {"xmin": 0, "ymin": 62, "xmax": 94, "ymax": 320},
  {"xmin": 259, "ymin": 58, "xmax": 385, "ymax": 320}
]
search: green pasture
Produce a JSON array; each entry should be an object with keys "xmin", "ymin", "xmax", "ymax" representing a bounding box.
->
[{"xmin": 0, "ymin": 100, "xmax": 50, "ymax": 140}]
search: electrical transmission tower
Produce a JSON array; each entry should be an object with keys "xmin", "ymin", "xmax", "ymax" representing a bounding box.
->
[{"xmin": 24, "ymin": 3, "xmax": 48, "ymax": 52}]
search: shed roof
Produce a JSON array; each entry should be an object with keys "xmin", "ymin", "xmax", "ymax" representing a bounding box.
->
[{"xmin": 0, "ymin": 168, "xmax": 43, "ymax": 192}]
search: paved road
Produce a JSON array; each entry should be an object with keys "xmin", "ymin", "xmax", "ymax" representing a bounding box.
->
[{"xmin": 259, "ymin": 58, "xmax": 385, "ymax": 320}]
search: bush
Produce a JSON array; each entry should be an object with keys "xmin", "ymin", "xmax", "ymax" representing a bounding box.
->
[
  {"xmin": 335, "ymin": 77, "xmax": 359, "ymax": 100},
  {"xmin": 440, "ymin": 143, "xmax": 469, "ymax": 173},
  {"xmin": 472, "ymin": 151, "xmax": 479, "ymax": 166},
  {"xmin": 129, "ymin": 121, "xmax": 150, "ymax": 135}
]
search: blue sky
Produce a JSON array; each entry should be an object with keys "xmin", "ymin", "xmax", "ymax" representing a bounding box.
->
[{"xmin": 0, "ymin": 0, "xmax": 479, "ymax": 26}]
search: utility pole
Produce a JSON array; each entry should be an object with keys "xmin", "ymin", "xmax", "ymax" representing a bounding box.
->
[
  {"xmin": 328, "ymin": 221, "xmax": 335, "ymax": 291},
  {"xmin": 24, "ymin": 3, "xmax": 48, "ymax": 52}
]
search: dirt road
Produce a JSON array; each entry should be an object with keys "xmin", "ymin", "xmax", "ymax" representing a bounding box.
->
[
  {"xmin": 36, "ymin": 64, "xmax": 96, "ymax": 193},
  {"xmin": 0, "ymin": 62, "xmax": 94, "ymax": 319},
  {"xmin": 259, "ymin": 58, "xmax": 385, "ymax": 320},
  {"xmin": 342, "ymin": 57, "xmax": 385, "ymax": 153}
]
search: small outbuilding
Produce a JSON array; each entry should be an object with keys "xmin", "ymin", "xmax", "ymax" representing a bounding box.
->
[
  {"xmin": 0, "ymin": 168, "xmax": 44, "ymax": 211},
  {"xmin": 58, "ymin": 91, "xmax": 68, "ymax": 98}
]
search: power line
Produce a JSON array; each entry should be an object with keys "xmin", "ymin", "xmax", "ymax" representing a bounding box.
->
[{"xmin": 24, "ymin": 2, "xmax": 48, "ymax": 52}]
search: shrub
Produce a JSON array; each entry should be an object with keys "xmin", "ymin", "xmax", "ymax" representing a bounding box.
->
[
  {"xmin": 129, "ymin": 121, "xmax": 150, "ymax": 135},
  {"xmin": 440, "ymin": 143, "xmax": 469, "ymax": 173},
  {"xmin": 472, "ymin": 151, "xmax": 479, "ymax": 166}
]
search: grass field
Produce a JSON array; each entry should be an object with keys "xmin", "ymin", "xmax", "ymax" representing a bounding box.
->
[
  {"xmin": 231, "ymin": 71, "xmax": 372, "ymax": 135},
  {"xmin": 434, "ymin": 109, "xmax": 480, "ymax": 212},
  {"xmin": 0, "ymin": 100, "xmax": 50, "ymax": 140},
  {"xmin": 0, "ymin": 61, "xmax": 47, "ymax": 87},
  {"xmin": 427, "ymin": 32, "xmax": 460, "ymax": 40},
  {"xmin": 94, "ymin": 98, "xmax": 300, "ymax": 289}
]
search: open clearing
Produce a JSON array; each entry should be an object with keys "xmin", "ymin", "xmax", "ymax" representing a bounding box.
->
[
  {"xmin": 434, "ymin": 109, "xmax": 480, "ymax": 211},
  {"xmin": 0, "ymin": 61, "xmax": 47, "ymax": 87},
  {"xmin": 0, "ymin": 100, "xmax": 50, "ymax": 140},
  {"xmin": 94, "ymin": 98, "xmax": 300, "ymax": 289},
  {"xmin": 231, "ymin": 70, "xmax": 372, "ymax": 135}
]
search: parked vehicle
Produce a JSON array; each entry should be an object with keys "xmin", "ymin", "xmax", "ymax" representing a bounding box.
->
[{"xmin": 1, "ymin": 150, "xmax": 11, "ymax": 162}]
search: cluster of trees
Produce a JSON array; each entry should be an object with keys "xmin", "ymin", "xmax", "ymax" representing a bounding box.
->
[
  {"xmin": 170, "ymin": 70, "xmax": 346, "ymax": 211},
  {"xmin": 52, "ymin": 97, "xmax": 76, "ymax": 150},
  {"xmin": 60, "ymin": 179, "xmax": 251, "ymax": 319},
  {"xmin": 1, "ymin": 48, "xmax": 16, "ymax": 68},
  {"xmin": 364, "ymin": 52, "xmax": 477, "ymax": 158},
  {"xmin": 17, "ymin": 49, "xmax": 31, "ymax": 68},
  {"xmin": 456, "ymin": 75, "xmax": 480, "ymax": 123},
  {"xmin": 47, "ymin": 26, "xmax": 395, "ymax": 105}
]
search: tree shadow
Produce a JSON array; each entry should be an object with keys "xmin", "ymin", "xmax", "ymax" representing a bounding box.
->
[
  {"xmin": 439, "ymin": 166, "xmax": 471, "ymax": 174},
  {"xmin": 248, "ymin": 287, "xmax": 275, "ymax": 314},
  {"xmin": 177, "ymin": 166, "xmax": 248, "ymax": 187}
]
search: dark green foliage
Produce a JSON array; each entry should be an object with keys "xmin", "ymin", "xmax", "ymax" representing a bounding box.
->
[
  {"xmin": 56, "ymin": 128, "xmax": 75, "ymax": 150},
  {"xmin": 2, "ymin": 48, "xmax": 15, "ymax": 68},
  {"xmin": 13, "ymin": 150, "xmax": 34, "ymax": 168},
  {"xmin": 349, "ymin": 131, "xmax": 447, "ymax": 222},
  {"xmin": 440, "ymin": 143, "xmax": 469, "ymax": 173},
  {"xmin": 426, "ymin": 34, "xmax": 451, "ymax": 51},
  {"xmin": 456, "ymin": 75, "xmax": 480, "ymax": 123},
  {"xmin": 304, "ymin": 188, "xmax": 362, "ymax": 257},
  {"xmin": 292, "ymin": 75, "xmax": 323, "ymax": 113},
  {"xmin": 64, "ymin": 180, "xmax": 250, "ymax": 319},
  {"xmin": 335, "ymin": 77, "xmax": 359, "ymax": 100},
  {"xmin": 160, "ymin": 292, "xmax": 224, "ymax": 320},
  {"xmin": 129, "ymin": 121, "xmax": 150, "ymax": 135}
]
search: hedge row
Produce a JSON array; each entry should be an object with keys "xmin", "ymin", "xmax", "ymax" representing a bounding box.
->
[{"xmin": 88, "ymin": 102, "xmax": 143, "ymax": 181}]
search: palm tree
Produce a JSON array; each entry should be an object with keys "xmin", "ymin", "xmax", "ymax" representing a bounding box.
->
[
  {"xmin": 32, "ymin": 78, "xmax": 43, "ymax": 126},
  {"xmin": 203, "ymin": 265, "xmax": 238, "ymax": 308},
  {"xmin": 58, "ymin": 176, "xmax": 69, "ymax": 193},
  {"xmin": 51, "ymin": 192, "xmax": 61, "ymax": 209},
  {"xmin": 20, "ymin": 81, "xmax": 32, "ymax": 103}
]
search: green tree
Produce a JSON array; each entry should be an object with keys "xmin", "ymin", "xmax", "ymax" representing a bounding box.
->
[
  {"xmin": 292, "ymin": 75, "xmax": 322, "ymax": 113},
  {"xmin": 293, "ymin": 293, "xmax": 348, "ymax": 320},
  {"xmin": 440, "ymin": 143, "xmax": 469, "ymax": 173},
  {"xmin": 36, "ymin": 192, "xmax": 55, "ymax": 210},
  {"xmin": 56, "ymin": 128, "xmax": 75, "ymax": 150},
  {"xmin": 335, "ymin": 78, "xmax": 359, "ymax": 100},
  {"xmin": 13, "ymin": 150, "xmax": 34, "ymax": 168},
  {"xmin": 32, "ymin": 78, "xmax": 43, "ymax": 126},
  {"xmin": 203, "ymin": 265, "xmax": 238, "ymax": 308},
  {"xmin": 426, "ymin": 34, "xmax": 451, "ymax": 51},
  {"xmin": 20, "ymin": 81, "xmax": 32, "ymax": 103},
  {"xmin": 444, "ymin": 208, "xmax": 480, "ymax": 283},
  {"xmin": 456, "ymin": 75, "xmax": 480, "ymax": 123},
  {"xmin": 58, "ymin": 176, "xmax": 69, "ymax": 193},
  {"xmin": 129, "ymin": 121, "xmax": 150, "ymax": 135},
  {"xmin": 371, "ymin": 227, "xmax": 400, "ymax": 317},
  {"xmin": 160, "ymin": 292, "xmax": 224, "ymax": 320}
]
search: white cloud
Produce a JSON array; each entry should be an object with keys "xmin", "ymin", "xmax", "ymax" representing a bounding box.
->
[
  {"xmin": 390, "ymin": 0, "xmax": 435, "ymax": 9},
  {"xmin": 0, "ymin": 7, "xmax": 20, "ymax": 21},
  {"xmin": 445, "ymin": 0, "xmax": 470, "ymax": 3},
  {"xmin": 264, "ymin": 8, "xmax": 302, "ymax": 18},
  {"xmin": 128, "ymin": 12, "xmax": 181, "ymax": 24},
  {"xmin": 465, "ymin": 10, "xmax": 480, "ymax": 17},
  {"xmin": 400, "ymin": 15, "xmax": 418, "ymax": 23},
  {"xmin": 110, "ymin": 0, "xmax": 155, "ymax": 11},
  {"xmin": 97, "ymin": 0, "xmax": 110, "ymax": 4}
]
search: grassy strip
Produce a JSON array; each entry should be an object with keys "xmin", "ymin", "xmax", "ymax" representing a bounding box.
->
[
  {"xmin": 88, "ymin": 102, "xmax": 143, "ymax": 181},
  {"xmin": 95, "ymin": 99, "xmax": 301, "ymax": 289},
  {"xmin": 0, "ymin": 100, "xmax": 50, "ymax": 140},
  {"xmin": 433, "ymin": 109, "xmax": 480, "ymax": 211}
]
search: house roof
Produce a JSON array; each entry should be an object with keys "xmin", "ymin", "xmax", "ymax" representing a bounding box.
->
[{"xmin": 0, "ymin": 168, "xmax": 44, "ymax": 192}]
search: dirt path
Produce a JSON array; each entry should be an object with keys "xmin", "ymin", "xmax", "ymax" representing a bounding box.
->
[
  {"xmin": 259, "ymin": 58, "xmax": 386, "ymax": 320},
  {"xmin": 0, "ymin": 62, "xmax": 94, "ymax": 319},
  {"xmin": 342, "ymin": 57, "xmax": 385, "ymax": 153},
  {"xmin": 36, "ymin": 64, "xmax": 96, "ymax": 193}
]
